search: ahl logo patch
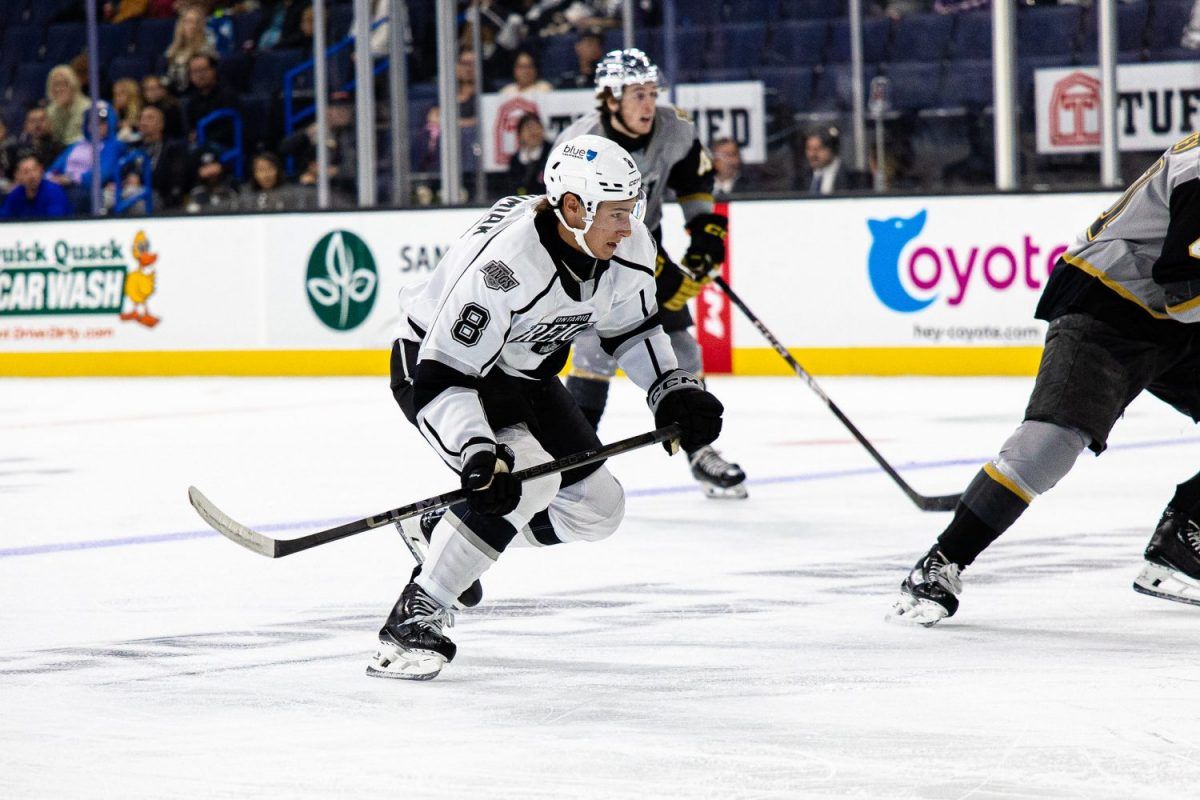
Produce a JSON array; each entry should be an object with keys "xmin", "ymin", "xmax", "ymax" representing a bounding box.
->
[{"xmin": 480, "ymin": 260, "xmax": 519, "ymax": 292}]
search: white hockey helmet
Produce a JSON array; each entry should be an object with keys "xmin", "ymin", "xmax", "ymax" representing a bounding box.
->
[
  {"xmin": 594, "ymin": 47, "xmax": 660, "ymax": 99},
  {"xmin": 545, "ymin": 134, "xmax": 644, "ymax": 258}
]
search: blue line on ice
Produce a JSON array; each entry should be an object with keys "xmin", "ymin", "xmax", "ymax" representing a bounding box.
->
[{"xmin": 3, "ymin": 435, "xmax": 1196, "ymax": 559}]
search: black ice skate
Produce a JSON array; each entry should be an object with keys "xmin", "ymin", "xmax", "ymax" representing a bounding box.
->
[
  {"xmin": 1133, "ymin": 506, "xmax": 1200, "ymax": 607},
  {"xmin": 395, "ymin": 508, "xmax": 483, "ymax": 608},
  {"xmin": 366, "ymin": 581, "xmax": 457, "ymax": 680},
  {"xmin": 688, "ymin": 445, "xmax": 748, "ymax": 499},
  {"xmin": 888, "ymin": 546, "xmax": 963, "ymax": 627}
]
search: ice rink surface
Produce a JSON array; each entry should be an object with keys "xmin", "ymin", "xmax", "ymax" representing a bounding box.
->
[{"xmin": 4, "ymin": 374, "xmax": 1200, "ymax": 799}]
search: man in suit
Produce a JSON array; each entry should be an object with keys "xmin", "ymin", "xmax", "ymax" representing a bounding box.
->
[
  {"xmin": 801, "ymin": 126, "xmax": 859, "ymax": 195},
  {"xmin": 137, "ymin": 105, "xmax": 192, "ymax": 209}
]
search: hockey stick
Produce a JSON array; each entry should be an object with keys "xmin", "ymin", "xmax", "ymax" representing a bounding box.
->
[
  {"xmin": 188, "ymin": 423, "xmax": 682, "ymax": 559},
  {"xmin": 713, "ymin": 276, "xmax": 960, "ymax": 512}
]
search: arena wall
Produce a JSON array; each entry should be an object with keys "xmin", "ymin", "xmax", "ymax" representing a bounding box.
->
[{"xmin": 0, "ymin": 191, "xmax": 1119, "ymax": 377}]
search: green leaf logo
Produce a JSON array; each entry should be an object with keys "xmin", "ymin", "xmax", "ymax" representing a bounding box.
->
[{"xmin": 306, "ymin": 231, "xmax": 377, "ymax": 331}]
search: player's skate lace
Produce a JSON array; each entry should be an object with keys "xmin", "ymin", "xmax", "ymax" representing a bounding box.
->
[
  {"xmin": 408, "ymin": 591, "xmax": 455, "ymax": 632},
  {"xmin": 926, "ymin": 554, "xmax": 962, "ymax": 594},
  {"xmin": 690, "ymin": 446, "xmax": 739, "ymax": 478},
  {"xmin": 1185, "ymin": 525, "xmax": 1200, "ymax": 554}
]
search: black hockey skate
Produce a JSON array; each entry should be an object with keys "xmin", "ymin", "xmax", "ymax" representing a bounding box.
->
[
  {"xmin": 366, "ymin": 581, "xmax": 457, "ymax": 680},
  {"xmin": 888, "ymin": 546, "xmax": 963, "ymax": 627},
  {"xmin": 688, "ymin": 445, "xmax": 748, "ymax": 499},
  {"xmin": 1133, "ymin": 506, "xmax": 1200, "ymax": 607},
  {"xmin": 396, "ymin": 507, "xmax": 483, "ymax": 608}
]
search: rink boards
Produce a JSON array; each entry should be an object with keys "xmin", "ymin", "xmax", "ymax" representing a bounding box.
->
[{"xmin": 0, "ymin": 190, "xmax": 1118, "ymax": 376}]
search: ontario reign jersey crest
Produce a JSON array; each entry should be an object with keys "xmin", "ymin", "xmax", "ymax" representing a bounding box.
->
[{"xmin": 511, "ymin": 313, "xmax": 593, "ymax": 354}]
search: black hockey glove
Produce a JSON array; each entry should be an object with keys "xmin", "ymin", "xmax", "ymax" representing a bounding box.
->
[
  {"xmin": 647, "ymin": 369, "xmax": 724, "ymax": 453},
  {"xmin": 461, "ymin": 443, "xmax": 521, "ymax": 516},
  {"xmin": 682, "ymin": 212, "xmax": 728, "ymax": 280}
]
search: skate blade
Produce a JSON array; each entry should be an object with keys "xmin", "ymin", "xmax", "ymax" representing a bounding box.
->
[
  {"xmin": 886, "ymin": 594, "xmax": 949, "ymax": 628},
  {"xmin": 1132, "ymin": 562, "xmax": 1200, "ymax": 608},
  {"xmin": 365, "ymin": 644, "xmax": 446, "ymax": 681},
  {"xmin": 699, "ymin": 482, "xmax": 749, "ymax": 500}
]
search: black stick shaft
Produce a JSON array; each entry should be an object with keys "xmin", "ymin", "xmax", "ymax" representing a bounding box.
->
[
  {"xmin": 273, "ymin": 424, "xmax": 682, "ymax": 557},
  {"xmin": 714, "ymin": 276, "xmax": 958, "ymax": 512}
]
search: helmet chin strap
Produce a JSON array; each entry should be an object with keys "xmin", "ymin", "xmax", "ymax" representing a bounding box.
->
[{"xmin": 554, "ymin": 205, "xmax": 601, "ymax": 259}]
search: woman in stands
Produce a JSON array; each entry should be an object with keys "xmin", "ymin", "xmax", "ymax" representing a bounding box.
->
[
  {"xmin": 164, "ymin": 3, "xmax": 216, "ymax": 94},
  {"xmin": 45, "ymin": 65, "xmax": 92, "ymax": 148},
  {"xmin": 112, "ymin": 78, "xmax": 144, "ymax": 143}
]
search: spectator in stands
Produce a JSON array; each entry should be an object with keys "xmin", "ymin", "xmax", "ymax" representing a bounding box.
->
[
  {"xmin": 239, "ymin": 151, "xmax": 306, "ymax": 210},
  {"xmin": 457, "ymin": 17, "xmax": 516, "ymax": 91},
  {"xmin": 165, "ymin": 3, "xmax": 217, "ymax": 94},
  {"xmin": 415, "ymin": 105, "xmax": 441, "ymax": 173},
  {"xmin": 0, "ymin": 152, "xmax": 71, "ymax": 219},
  {"xmin": 712, "ymin": 137, "xmax": 743, "ymax": 200},
  {"xmin": 1184, "ymin": 0, "xmax": 1200, "ymax": 50},
  {"xmin": 278, "ymin": 90, "xmax": 358, "ymax": 194},
  {"xmin": 456, "ymin": 49, "xmax": 480, "ymax": 127},
  {"xmin": 278, "ymin": 3, "xmax": 315, "ymax": 51},
  {"xmin": 137, "ymin": 105, "xmax": 192, "ymax": 208},
  {"xmin": 142, "ymin": 74, "xmax": 187, "ymax": 139},
  {"xmin": 799, "ymin": 126, "xmax": 858, "ymax": 195},
  {"xmin": 48, "ymin": 102, "xmax": 127, "ymax": 210},
  {"xmin": 530, "ymin": 0, "xmax": 621, "ymax": 37},
  {"xmin": 557, "ymin": 30, "xmax": 604, "ymax": 89},
  {"xmin": 186, "ymin": 144, "xmax": 238, "ymax": 212},
  {"xmin": 500, "ymin": 51, "xmax": 554, "ymax": 97},
  {"xmin": 46, "ymin": 65, "xmax": 93, "ymax": 148},
  {"xmin": 257, "ymin": 0, "xmax": 311, "ymax": 51},
  {"xmin": 10, "ymin": 108, "xmax": 62, "ymax": 170},
  {"xmin": 182, "ymin": 53, "xmax": 239, "ymax": 146},
  {"xmin": 113, "ymin": 78, "xmax": 145, "ymax": 143},
  {"xmin": 106, "ymin": 155, "xmax": 159, "ymax": 215},
  {"xmin": 0, "ymin": 120, "xmax": 14, "ymax": 194},
  {"xmin": 504, "ymin": 113, "xmax": 550, "ymax": 196}
]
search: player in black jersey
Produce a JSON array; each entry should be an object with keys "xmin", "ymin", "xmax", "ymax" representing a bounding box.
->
[{"xmin": 892, "ymin": 136, "xmax": 1200, "ymax": 626}]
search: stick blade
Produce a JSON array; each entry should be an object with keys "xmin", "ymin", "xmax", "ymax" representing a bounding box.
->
[
  {"xmin": 918, "ymin": 493, "xmax": 962, "ymax": 512},
  {"xmin": 187, "ymin": 485, "xmax": 279, "ymax": 558}
]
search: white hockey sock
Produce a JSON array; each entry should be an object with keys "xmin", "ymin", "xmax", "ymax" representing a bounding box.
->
[{"xmin": 415, "ymin": 521, "xmax": 497, "ymax": 609}]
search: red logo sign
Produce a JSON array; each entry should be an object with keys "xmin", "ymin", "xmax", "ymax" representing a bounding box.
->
[
  {"xmin": 1049, "ymin": 71, "xmax": 1101, "ymax": 147},
  {"xmin": 695, "ymin": 201, "xmax": 733, "ymax": 374},
  {"xmin": 491, "ymin": 97, "xmax": 539, "ymax": 169}
]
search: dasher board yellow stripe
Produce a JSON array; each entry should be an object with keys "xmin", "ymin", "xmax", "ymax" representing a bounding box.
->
[
  {"xmin": 0, "ymin": 346, "xmax": 1044, "ymax": 377},
  {"xmin": 0, "ymin": 350, "xmax": 392, "ymax": 377},
  {"xmin": 732, "ymin": 347, "xmax": 1044, "ymax": 376}
]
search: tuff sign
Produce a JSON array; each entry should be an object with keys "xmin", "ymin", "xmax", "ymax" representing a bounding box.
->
[{"xmin": 866, "ymin": 210, "xmax": 1071, "ymax": 312}]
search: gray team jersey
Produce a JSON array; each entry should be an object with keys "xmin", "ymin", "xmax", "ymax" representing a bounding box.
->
[
  {"xmin": 555, "ymin": 106, "xmax": 713, "ymax": 233},
  {"xmin": 1064, "ymin": 133, "xmax": 1200, "ymax": 321}
]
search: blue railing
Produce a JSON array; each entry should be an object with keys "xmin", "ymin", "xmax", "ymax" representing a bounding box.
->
[
  {"xmin": 196, "ymin": 108, "xmax": 245, "ymax": 180},
  {"xmin": 114, "ymin": 148, "xmax": 153, "ymax": 215},
  {"xmin": 282, "ymin": 15, "xmax": 390, "ymax": 139}
]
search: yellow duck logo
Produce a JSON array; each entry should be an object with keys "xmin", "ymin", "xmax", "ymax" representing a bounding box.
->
[{"xmin": 120, "ymin": 230, "xmax": 160, "ymax": 328}]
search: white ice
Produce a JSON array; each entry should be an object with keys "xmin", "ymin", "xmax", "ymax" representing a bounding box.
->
[{"xmin": 3, "ymin": 374, "xmax": 1200, "ymax": 799}]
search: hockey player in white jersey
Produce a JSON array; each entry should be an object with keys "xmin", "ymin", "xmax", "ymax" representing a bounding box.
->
[
  {"xmin": 891, "ymin": 133, "xmax": 1200, "ymax": 627},
  {"xmin": 555, "ymin": 48, "xmax": 748, "ymax": 499},
  {"xmin": 368, "ymin": 134, "xmax": 726, "ymax": 679}
]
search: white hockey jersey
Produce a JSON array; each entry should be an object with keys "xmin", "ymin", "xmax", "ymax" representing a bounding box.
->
[{"xmin": 396, "ymin": 195, "xmax": 679, "ymax": 469}]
